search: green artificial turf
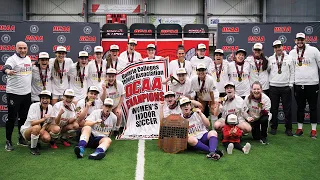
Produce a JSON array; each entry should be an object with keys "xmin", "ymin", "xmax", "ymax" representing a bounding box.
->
[{"xmin": 0, "ymin": 125, "xmax": 319, "ymax": 180}]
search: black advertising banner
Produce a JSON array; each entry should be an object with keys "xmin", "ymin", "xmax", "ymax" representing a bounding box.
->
[
  {"xmin": 156, "ymin": 24, "xmax": 182, "ymax": 61},
  {"xmin": 217, "ymin": 22, "xmax": 320, "ymax": 123},
  {"xmin": 130, "ymin": 23, "xmax": 156, "ymax": 58},
  {"xmin": 101, "ymin": 23, "xmax": 128, "ymax": 56},
  {"xmin": 183, "ymin": 24, "xmax": 209, "ymax": 60},
  {"xmin": 0, "ymin": 21, "xmax": 100, "ymax": 126}
]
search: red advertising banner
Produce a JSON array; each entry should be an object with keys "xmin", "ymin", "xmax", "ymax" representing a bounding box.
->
[
  {"xmin": 101, "ymin": 23, "xmax": 128, "ymax": 58},
  {"xmin": 156, "ymin": 24, "xmax": 182, "ymax": 61},
  {"xmin": 129, "ymin": 23, "xmax": 155, "ymax": 58},
  {"xmin": 183, "ymin": 24, "xmax": 209, "ymax": 60}
]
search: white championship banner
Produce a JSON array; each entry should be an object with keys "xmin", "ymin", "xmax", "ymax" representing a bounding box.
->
[{"xmin": 117, "ymin": 60, "xmax": 168, "ymax": 140}]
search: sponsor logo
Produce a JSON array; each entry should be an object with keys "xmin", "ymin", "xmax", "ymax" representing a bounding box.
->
[
  {"xmin": 53, "ymin": 45, "xmax": 70, "ymax": 52},
  {"xmin": 222, "ymin": 27, "xmax": 239, "ymax": 33},
  {"xmin": 1, "ymin": 34, "xmax": 11, "ymax": 43},
  {"xmin": 305, "ymin": 36, "xmax": 317, "ymax": 43},
  {"xmin": 29, "ymin": 55, "xmax": 39, "ymax": 61},
  {"xmin": 83, "ymin": 26, "xmax": 92, "ymax": 34},
  {"xmin": 0, "ymin": 25, "xmax": 15, "ymax": 32},
  {"xmin": 133, "ymin": 29, "xmax": 153, "ymax": 35},
  {"xmin": 25, "ymin": 35, "xmax": 43, "ymax": 42},
  {"xmin": 0, "ymin": 45, "xmax": 15, "ymax": 52},
  {"xmin": 274, "ymin": 26, "xmax": 291, "ymax": 33},
  {"xmin": 187, "ymin": 28, "xmax": 205, "ymax": 33},
  {"xmin": 83, "ymin": 45, "xmax": 92, "ymax": 53},
  {"xmin": 2, "ymin": 94, "xmax": 7, "ymax": 103},
  {"xmin": 282, "ymin": 46, "xmax": 292, "ymax": 52},
  {"xmin": 226, "ymin": 36, "xmax": 235, "ymax": 44},
  {"xmin": 79, "ymin": 36, "xmax": 96, "ymax": 43},
  {"xmin": 30, "ymin": 25, "xmax": 39, "ymax": 33},
  {"xmin": 252, "ymin": 26, "xmax": 260, "ymax": 34},
  {"xmin": 0, "ymin": 85, "xmax": 6, "ymax": 91},
  {"xmin": 1, "ymin": 54, "xmax": 10, "ymax": 63},
  {"xmin": 278, "ymin": 35, "xmax": 287, "ymax": 44},
  {"xmin": 248, "ymin": 36, "xmax": 265, "ymax": 43},
  {"xmin": 0, "ymin": 105, "xmax": 8, "ymax": 112},
  {"xmin": 53, "ymin": 26, "xmax": 70, "ymax": 33},
  {"xmin": 2, "ymin": 114, "xmax": 8, "ymax": 123},
  {"xmin": 57, "ymin": 35, "xmax": 67, "ymax": 43},
  {"xmin": 2, "ymin": 75, "xmax": 7, "ymax": 83},
  {"xmin": 30, "ymin": 44, "xmax": 39, "ymax": 53},
  {"xmin": 222, "ymin": 46, "xmax": 239, "ymax": 52},
  {"xmin": 304, "ymin": 26, "xmax": 313, "ymax": 34},
  {"xmin": 160, "ymin": 29, "xmax": 179, "ymax": 35}
]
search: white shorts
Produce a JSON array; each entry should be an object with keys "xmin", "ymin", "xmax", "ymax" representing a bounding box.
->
[{"xmin": 20, "ymin": 128, "xmax": 29, "ymax": 140}]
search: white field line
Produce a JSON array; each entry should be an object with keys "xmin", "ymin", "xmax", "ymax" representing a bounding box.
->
[{"xmin": 135, "ymin": 140, "xmax": 146, "ymax": 180}]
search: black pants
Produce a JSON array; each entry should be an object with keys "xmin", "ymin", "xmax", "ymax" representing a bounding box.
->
[
  {"xmin": 6, "ymin": 93, "xmax": 31, "ymax": 141},
  {"xmin": 294, "ymin": 85, "xmax": 319, "ymax": 123},
  {"xmin": 263, "ymin": 89, "xmax": 270, "ymax": 97},
  {"xmin": 251, "ymin": 115, "xmax": 269, "ymax": 140},
  {"xmin": 222, "ymin": 142, "xmax": 243, "ymax": 152},
  {"xmin": 269, "ymin": 86, "xmax": 292, "ymax": 130}
]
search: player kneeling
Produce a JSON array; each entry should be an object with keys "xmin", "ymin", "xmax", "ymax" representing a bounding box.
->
[
  {"xmin": 74, "ymin": 98, "xmax": 117, "ymax": 160},
  {"xmin": 180, "ymin": 97, "xmax": 223, "ymax": 160},
  {"xmin": 20, "ymin": 90, "xmax": 61, "ymax": 155}
]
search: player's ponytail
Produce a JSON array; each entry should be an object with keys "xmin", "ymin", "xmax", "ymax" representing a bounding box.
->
[{"xmin": 54, "ymin": 58, "xmax": 59, "ymax": 73}]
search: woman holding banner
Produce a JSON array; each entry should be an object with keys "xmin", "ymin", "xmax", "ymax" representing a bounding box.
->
[
  {"xmin": 211, "ymin": 49, "xmax": 229, "ymax": 98},
  {"xmin": 101, "ymin": 68, "xmax": 125, "ymax": 136},
  {"xmin": 163, "ymin": 68, "xmax": 193, "ymax": 99},
  {"xmin": 228, "ymin": 49, "xmax": 251, "ymax": 99},
  {"xmin": 68, "ymin": 51, "xmax": 89, "ymax": 103},
  {"xmin": 50, "ymin": 46, "xmax": 73, "ymax": 105},
  {"xmin": 31, "ymin": 52, "xmax": 52, "ymax": 103},
  {"xmin": 246, "ymin": 43, "xmax": 269, "ymax": 96},
  {"xmin": 190, "ymin": 43, "xmax": 213, "ymax": 76},
  {"xmin": 87, "ymin": 46, "xmax": 107, "ymax": 93},
  {"xmin": 168, "ymin": 45, "xmax": 193, "ymax": 77}
]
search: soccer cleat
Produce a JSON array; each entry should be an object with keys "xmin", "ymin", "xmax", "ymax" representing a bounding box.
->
[
  {"xmin": 310, "ymin": 130, "xmax": 317, "ymax": 139},
  {"xmin": 260, "ymin": 138, "xmax": 269, "ymax": 145},
  {"xmin": 215, "ymin": 149, "xmax": 224, "ymax": 157},
  {"xmin": 30, "ymin": 147, "xmax": 40, "ymax": 155},
  {"xmin": 5, "ymin": 140, "xmax": 14, "ymax": 151},
  {"xmin": 17, "ymin": 137, "xmax": 29, "ymax": 147},
  {"xmin": 269, "ymin": 129, "xmax": 277, "ymax": 135},
  {"xmin": 285, "ymin": 129, "xmax": 293, "ymax": 136},
  {"xmin": 74, "ymin": 146, "xmax": 85, "ymax": 158},
  {"xmin": 88, "ymin": 152, "xmax": 106, "ymax": 160},
  {"xmin": 61, "ymin": 138, "xmax": 71, "ymax": 147},
  {"xmin": 113, "ymin": 130, "xmax": 119, "ymax": 137},
  {"xmin": 294, "ymin": 129, "xmax": 303, "ymax": 137},
  {"xmin": 206, "ymin": 152, "xmax": 221, "ymax": 160},
  {"xmin": 50, "ymin": 142, "xmax": 58, "ymax": 149},
  {"xmin": 243, "ymin": 143, "xmax": 251, "ymax": 154},
  {"xmin": 227, "ymin": 143, "xmax": 234, "ymax": 154}
]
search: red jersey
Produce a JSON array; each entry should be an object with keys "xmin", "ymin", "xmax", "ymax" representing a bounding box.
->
[{"xmin": 222, "ymin": 125, "xmax": 242, "ymax": 143}]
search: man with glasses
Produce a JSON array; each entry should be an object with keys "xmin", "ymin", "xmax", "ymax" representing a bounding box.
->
[{"xmin": 2, "ymin": 41, "xmax": 32, "ymax": 151}]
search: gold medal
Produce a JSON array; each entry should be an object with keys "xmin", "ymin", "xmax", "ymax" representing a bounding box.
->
[
  {"xmin": 238, "ymin": 77, "xmax": 242, "ymax": 82},
  {"xmin": 100, "ymin": 122, "xmax": 105, "ymax": 128},
  {"xmin": 60, "ymin": 79, "xmax": 63, "ymax": 84},
  {"xmin": 298, "ymin": 62, "xmax": 302, "ymax": 66},
  {"xmin": 81, "ymin": 83, "xmax": 84, "ymax": 88},
  {"xmin": 98, "ymin": 78, "xmax": 101, "ymax": 82},
  {"xmin": 278, "ymin": 70, "xmax": 282, "ymax": 74},
  {"xmin": 43, "ymin": 86, "xmax": 46, "ymax": 90},
  {"xmin": 217, "ymin": 78, "xmax": 220, "ymax": 82},
  {"xmin": 258, "ymin": 102, "xmax": 262, "ymax": 108}
]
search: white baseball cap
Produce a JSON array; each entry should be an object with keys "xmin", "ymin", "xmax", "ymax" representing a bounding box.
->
[
  {"xmin": 164, "ymin": 91, "xmax": 175, "ymax": 97},
  {"xmin": 253, "ymin": 43, "xmax": 263, "ymax": 50},
  {"xmin": 106, "ymin": 68, "xmax": 117, "ymax": 74},
  {"xmin": 179, "ymin": 97, "xmax": 191, "ymax": 106},
  {"xmin": 197, "ymin": 43, "xmax": 206, "ymax": 50},
  {"xmin": 63, "ymin": 89, "xmax": 75, "ymax": 97},
  {"xmin": 39, "ymin": 52, "xmax": 49, "ymax": 59},
  {"xmin": 104, "ymin": 98, "xmax": 114, "ymax": 106},
  {"xmin": 88, "ymin": 86, "xmax": 100, "ymax": 94},
  {"xmin": 196, "ymin": 63, "xmax": 207, "ymax": 70},
  {"xmin": 296, "ymin": 32, "xmax": 306, "ymax": 39},
  {"xmin": 110, "ymin": 44, "xmax": 119, "ymax": 51},
  {"xmin": 128, "ymin": 38, "xmax": 137, "ymax": 45},
  {"xmin": 39, "ymin": 90, "xmax": 52, "ymax": 98},
  {"xmin": 236, "ymin": 49, "xmax": 247, "ymax": 56},
  {"xmin": 94, "ymin": 46, "xmax": 103, "ymax": 53},
  {"xmin": 78, "ymin": 51, "xmax": 89, "ymax": 57},
  {"xmin": 224, "ymin": 82, "xmax": 235, "ymax": 89},
  {"xmin": 214, "ymin": 49, "xmax": 224, "ymax": 55},
  {"xmin": 147, "ymin": 44, "xmax": 156, "ymax": 49},
  {"xmin": 273, "ymin": 40, "xmax": 282, "ymax": 47},
  {"xmin": 176, "ymin": 68, "xmax": 187, "ymax": 75},
  {"xmin": 56, "ymin": 46, "xmax": 67, "ymax": 52},
  {"xmin": 226, "ymin": 114, "xmax": 239, "ymax": 125}
]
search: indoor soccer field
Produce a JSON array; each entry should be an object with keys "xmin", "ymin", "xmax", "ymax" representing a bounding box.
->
[{"xmin": 0, "ymin": 125, "xmax": 319, "ymax": 180}]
